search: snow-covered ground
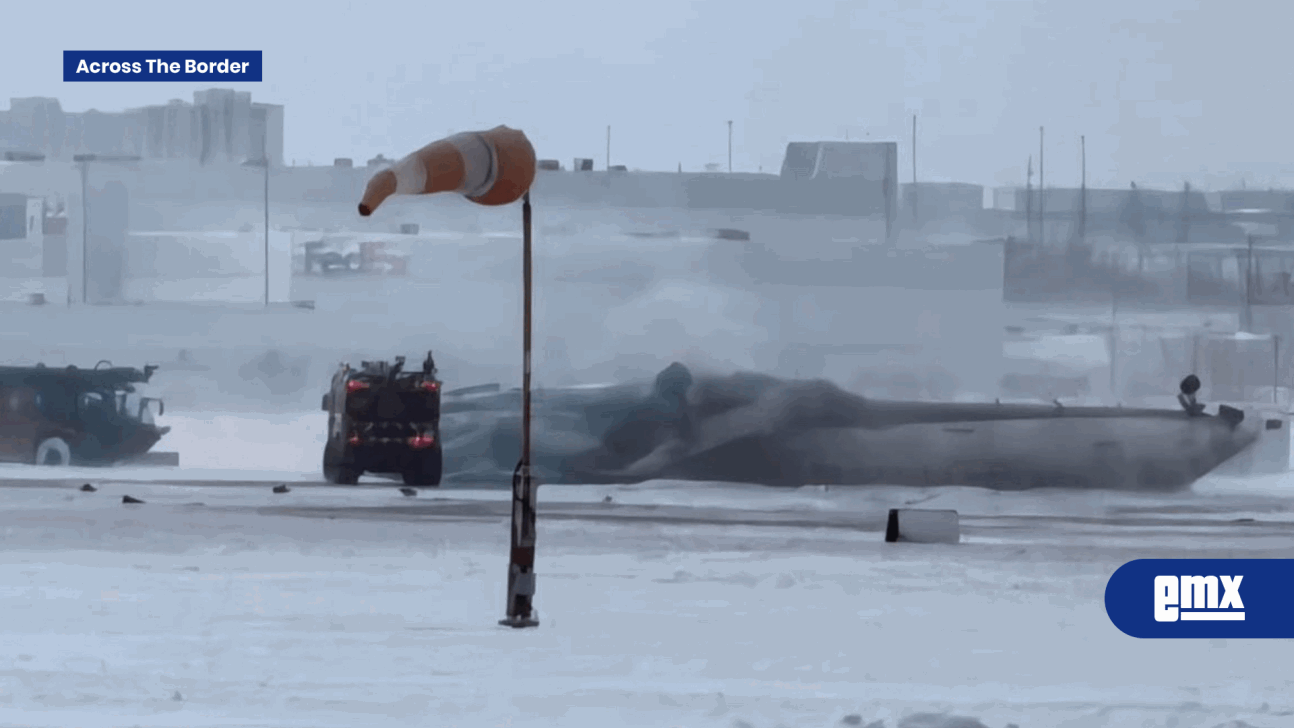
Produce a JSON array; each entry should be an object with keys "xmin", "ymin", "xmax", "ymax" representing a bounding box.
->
[
  {"xmin": 1, "ymin": 417, "xmax": 1294, "ymax": 728},
  {"xmin": 0, "ymin": 412, "xmax": 332, "ymax": 484}
]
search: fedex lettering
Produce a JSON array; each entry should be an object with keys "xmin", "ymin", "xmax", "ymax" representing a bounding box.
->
[{"xmin": 1153, "ymin": 575, "xmax": 1244, "ymax": 622}]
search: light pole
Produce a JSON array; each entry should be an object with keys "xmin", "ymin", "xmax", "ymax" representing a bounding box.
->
[
  {"xmin": 1079, "ymin": 135, "xmax": 1087, "ymax": 244},
  {"xmin": 78, "ymin": 158, "xmax": 87, "ymax": 304},
  {"xmin": 727, "ymin": 120, "xmax": 733, "ymax": 173},
  {"xmin": 72, "ymin": 153, "xmax": 141, "ymax": 305},
  {"xmin": 263, "ymin": 139, "xmax": 269, "ymax": 308},
  {"xmin": 265, "ymin": 153, "xmax": 269, "ymax": 308},
  {"xmin": 1274, "ymin": 335, "xmax": 1281, "ymax": 405},
  {"xmin": 1038, "ymin": 126, "xmax": 1045, "ymax": 245},
  {"xmin": 912, "ymin": 114, "xmax": 918, "ymax": 224}
]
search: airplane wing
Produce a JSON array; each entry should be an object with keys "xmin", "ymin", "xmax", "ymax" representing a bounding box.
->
[{"xmin": 440, "ymin": 381, "xmax": 650, "ymax": 415}]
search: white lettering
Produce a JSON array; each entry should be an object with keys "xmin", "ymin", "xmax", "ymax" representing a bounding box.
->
[
  {"xmin": 1181, "ymin": 575, "xmax": 1218, "ymax": 610},
  {"xmin": 175, "ymin": 58, "xmax": 248, "ymax": 75},
  {"xmin": 1220, "ymin": 575, "xmax": 1244, "ymax": 609},
  {"xmin": 1155, "ymin": 574, "xmax": 1246, "ymax": 622},
  {"xmin": 77, "ymin": 60, "xmax": 89, "ymax": 73},
  {"xmin": 1154, "ymin": 575, "xmax": 1179, "ymax": 622}
]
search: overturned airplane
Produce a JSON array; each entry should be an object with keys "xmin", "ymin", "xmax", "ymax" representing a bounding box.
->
[{"xmin": 439, "ymin": 364, "xmax": 1268, "ymax": 491}]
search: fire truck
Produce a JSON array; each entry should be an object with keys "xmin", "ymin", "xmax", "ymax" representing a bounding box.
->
[{"xmin": 321, "ymin": 352, "xmax": 442, "ymax": 486}]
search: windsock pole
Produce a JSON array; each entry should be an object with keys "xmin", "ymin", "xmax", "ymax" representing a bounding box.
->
[
  {"xmin": 353, "ymin": 126, "xmax": 540, "ymax": 628},
  {"xmin": 500, "ymin": 191, "xmax": 539, "ymax": 629}
]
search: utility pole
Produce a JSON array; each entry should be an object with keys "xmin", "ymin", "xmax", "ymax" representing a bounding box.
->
[
  {"xmin": 1026, "ymin": 155, "xmax": 1033, "ymax": 242},
  {"xmin": 606, "ymin": 126, "xmax": 611, "ymax": 171},
  {"xmin": 1039, "ymin": 126, "xmax": 1045, "ymax": 246},
  {"xmin": 1079, "ymin": 135, "xmax": 1087, "ymax": 244},
  {"xmin": 1244, "ymin": 234, "xmax": 1255, "ymax": 333},
  {"xmin": 884, "ymin": 145, "xmax": 895, "ymax": 243},
  {"xmin": 727, "ymin": 120, "xmax": 733, "ymax": 173},
  {"xmin": 79, "ymin": 158, "xmax": 88, "ymax": 305},
  {"xmin": 263, "ymin": 137, "xmax": 270, "ymax": 308},
  {"xmin": 912, "ymin": 114, "xmax": 918, "ymax": 224},
  {"xmin": 1110, "ymin": 290, "xmax": 1119, "ymax": 401},
  {"xmin": 1275, "ymin": 335, "xmax": 1281, "ymax": 404}
]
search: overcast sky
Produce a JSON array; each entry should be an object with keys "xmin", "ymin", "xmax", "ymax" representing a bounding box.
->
[{"xmin": 4, "ymin": 0, "xmax": 1287, "ymax": 189}]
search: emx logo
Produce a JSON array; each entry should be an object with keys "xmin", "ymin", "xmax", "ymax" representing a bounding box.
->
[
  {"xmin": 1154, "ymin": 575, "xmax": 1244, "ymax": 622},
  {"xmin": 1107, "ymin": 559, "xmax": 1294, "ymax": 638}
]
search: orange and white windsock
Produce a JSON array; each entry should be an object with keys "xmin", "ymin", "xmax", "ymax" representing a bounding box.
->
[{"xmin": 357, "ymin": 125, "xmax": 537, "ymax": 216}]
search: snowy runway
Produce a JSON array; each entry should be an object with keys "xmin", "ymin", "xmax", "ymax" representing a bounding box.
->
[{"xmin": 0, "ymin": 478, "xmax": 1292, "ymax": 727}]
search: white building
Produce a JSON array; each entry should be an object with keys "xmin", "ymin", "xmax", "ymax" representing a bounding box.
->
[
  {"xmin": 0, "ymin": 191, "xmax": 45, "ymax": 274},
  {"xmin": 0, "ymin": 90, "xmax": 285, "ymax": 167}
]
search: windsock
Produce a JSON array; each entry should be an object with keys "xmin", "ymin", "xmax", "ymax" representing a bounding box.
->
[{"xmin": 358, "ymin": 126, "xmax": 536, "ymax": 216}]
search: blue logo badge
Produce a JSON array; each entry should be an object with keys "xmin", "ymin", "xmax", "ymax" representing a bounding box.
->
[
  {"xmin": 63, "ymin": 51, "xmax": 262, "ymax": 82},
  {"xmin": 1105, "ymin": 559, "xmax": 1294, "ymax": 638}
]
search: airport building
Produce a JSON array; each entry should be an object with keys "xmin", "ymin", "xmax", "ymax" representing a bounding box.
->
[{"xmin": 0, "ymin": 90, "xmax": 284, "ymax": 167}]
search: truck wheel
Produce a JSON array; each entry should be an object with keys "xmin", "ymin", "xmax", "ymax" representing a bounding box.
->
[
  {"xmin": 323, "ymin": 443, "xmax": 361, "ymax": 485},
  {"xmin": 402, "ymin": 448, "xmax": 443, "ymax": 487},
  {"xmin": 35, "ymin": 437, "xmax": 72, "ymax": 466}
]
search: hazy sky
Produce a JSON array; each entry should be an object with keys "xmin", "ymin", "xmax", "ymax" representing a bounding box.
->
[{"xmin": 5, "ymin": 0, "xmax": 1287, "ymax": 189}]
